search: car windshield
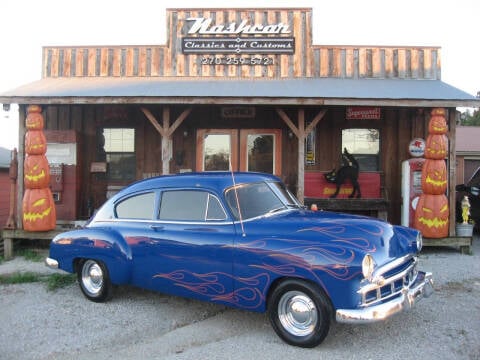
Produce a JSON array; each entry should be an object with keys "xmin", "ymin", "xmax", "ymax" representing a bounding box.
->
[{"xmin": 225, "ymin": 181, "xmax": 301, "ymax": 220}]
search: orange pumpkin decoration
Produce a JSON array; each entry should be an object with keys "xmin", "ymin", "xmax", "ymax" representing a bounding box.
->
[
  {"xmin": 414, "ymin": 194, "xmax": 449, "ymax": 238},
  {"xmin": 25, "ymin": 130, "xmax": 47, "ymax": 155},
  {"xmin": 26, "ymin": 111, "xmax": 44, "ymax": 130},
  {"xmin": 428, "ymin": 115, "xmax": 448, "ymax": 135},
  {"xmin": 24, "ymin": 155, "xmax": 51, "ymax": 189},
  {"xmin": 421, "ymin": 159, "xmax": 447, "ymax": 194},
  {"xmin": 425, "ymin": 134, "xmax": 447, "ymax": 160},
  {"xmin": 430, "ymin": 107, "xmax": 446, "ymax": 117},
  {"xmin": 27, "ymin": 105, "xmax": 42, "ymax": 113},
  {"xmin": 22, "ymin": 188, "xmax": 56, "ymax": 231}
]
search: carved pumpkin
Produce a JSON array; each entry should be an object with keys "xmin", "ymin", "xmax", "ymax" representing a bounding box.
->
[
  {"xmin": 430, "ymin": 108, "xmax": 446, "ymax": 117},
  {"xmin": 24, "ymin": 155, "xmax": 50, "ymax": 189},
  {"xmin": 425, "ymin": 134, "xmax": 447, "ymax": 160},
  {"xmin": 25, "ymin": 130, "xmax": 47, "ymax": 155},
  {"xmin": 22, "ymin": 188, "xmax": 56, "ymax": 231},
  {"xmin": 26, "ymin": 111, "xmax": 44, "ymax": 130},
  {"xmin": 414, "ymin": 194, "xmax": 449, "ymax": 238},
  {"xmin": 27, "ymin": 105, "xmax": 42, "ymax": 113},
  {"xmin": 421, "ymin": 159, "xmax": 447, "ymax": 194},
  {"xmin": 428, "ymin": 115, "xmax": 448, "ymax": 135}
]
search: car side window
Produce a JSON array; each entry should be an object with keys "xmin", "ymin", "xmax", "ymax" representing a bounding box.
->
[
  {"xmin": 159, "ymin": 190, "xmax": 226, "ymax": 221},
  {"xmin": 115, "ymin": 192, "xmax": 155, "ymax": 220}
]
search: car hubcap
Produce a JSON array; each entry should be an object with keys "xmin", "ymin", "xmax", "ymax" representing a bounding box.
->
[
  {"xmin": 82, "ymin": 260, "xmax": 103, "ymax": 296},
  {"xmin": 278, "ymin": 290, "xmax": 317, "ymax": 337}
]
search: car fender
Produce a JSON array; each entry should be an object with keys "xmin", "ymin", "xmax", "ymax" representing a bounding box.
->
[{"xmin": 50, "ymin": 228, "xmax": 133, "ymax": 284}]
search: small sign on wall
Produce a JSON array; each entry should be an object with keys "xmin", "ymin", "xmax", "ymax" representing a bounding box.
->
[
  {"xmin": 221, "ymin": 107, "xmax": 255, "ymax": 118},
  {"xmin": 346, "ymin": 107, "xmax": 381, "ymax": 120},
  {"xmin": 90, "ymin": 162, "xmax": 107, "ymax": 173}
]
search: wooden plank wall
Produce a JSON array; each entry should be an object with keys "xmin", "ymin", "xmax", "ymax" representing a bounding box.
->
[{"xmin": 42, "ymin": 9, "xmax": 441, "ymax": 80}]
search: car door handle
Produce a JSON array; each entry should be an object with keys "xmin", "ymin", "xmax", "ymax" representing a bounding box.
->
[{"xmin": 150, "ymin": 225, "xmax": 165, "ymax": 232}]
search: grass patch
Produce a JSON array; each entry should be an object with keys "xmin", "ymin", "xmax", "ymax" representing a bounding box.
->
[
  {"xmin": 0, "ymin": 271, "xmax": 76, "ymax": 291},
  {"xmin": 0, "ymin": 271, "xmax": 41, "ymax": 285},
  {"xmin": 16, "ymin": 249, "xmax": 44, "ymax": 262},
  {"xmin": 45, "ymin": 273, "xmax": 77, "ymax": 291}
]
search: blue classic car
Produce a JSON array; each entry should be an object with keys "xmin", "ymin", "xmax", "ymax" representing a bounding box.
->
[{"xmin": 46, "ymin": 172, "xmax": 433, "ymax": 347}]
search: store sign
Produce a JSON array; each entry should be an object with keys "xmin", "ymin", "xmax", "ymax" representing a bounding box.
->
[
  {"xmin": 408, "ymin": 138, "xmax": 426, "ymax": 157},
  {"xmin": 182, "ymin": 17, "xmax": 295, "ymax": 56},
  {"xmin": 346, "ymin": 107, "xmax": 381, "ymax": 120},
  {"xmin": 186, "ymin": 17, "xmax": 291, "ymax": 35},
  {"xmin": 221, "ymin": 107, "xmax": 255, "ymax": 118}
]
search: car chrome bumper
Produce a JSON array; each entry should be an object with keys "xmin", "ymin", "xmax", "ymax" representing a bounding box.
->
[
  {"xmin": 45, "ymin": 257, "xmax": 59, "ymax": 269},
  {"xmin": 336, "ymin": 271, "xmax": 433, "ymax": 324}
]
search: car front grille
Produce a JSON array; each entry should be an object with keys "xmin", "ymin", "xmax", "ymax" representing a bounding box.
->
[{"xmin": 359, "ymin": 256, "xmax": 418, "ymax": 307}]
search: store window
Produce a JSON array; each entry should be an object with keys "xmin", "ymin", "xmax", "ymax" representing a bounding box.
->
[
  {"xmin": 341, "ymin": 128, "xmax": 380, "ymax": 171},
  {"xmin": 104, "ymin": 128, "xmax": 136, "ymax": 182}
]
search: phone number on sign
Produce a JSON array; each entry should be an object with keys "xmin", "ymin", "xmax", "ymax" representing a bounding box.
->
[{"xmin": 200, "ymin": 57, "xmax": 274, "ymax": 65}]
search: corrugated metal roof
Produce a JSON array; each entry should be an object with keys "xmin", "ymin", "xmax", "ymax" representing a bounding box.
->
[
  {"xmin": 456, "ymin": 126, "xmax": 480, "ymax": 154},
  {"xmin": 1, "ymin": 77, "xmax": 478, "ymax": 107}
]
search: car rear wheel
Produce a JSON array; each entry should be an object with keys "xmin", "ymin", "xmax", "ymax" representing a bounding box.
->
[
  {"xmin": 268, "ymin": 279, "xmax": 331, "ymax": 347},
  {"xmin": 77, "ymin": 259, "xmax": 112, "ymax": 302}
]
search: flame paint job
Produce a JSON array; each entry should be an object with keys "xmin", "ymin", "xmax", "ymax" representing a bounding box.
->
[{"xmin": 49, "ymin": 172, "xmax": 422, "ymax": 313}]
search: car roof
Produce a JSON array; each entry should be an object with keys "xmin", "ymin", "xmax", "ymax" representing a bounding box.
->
[{"xmin": 115, "ymin": 172, "xmax": 282, "ymax": 197}]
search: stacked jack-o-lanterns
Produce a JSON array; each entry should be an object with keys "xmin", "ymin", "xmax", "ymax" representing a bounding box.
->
[
  {"xmin": 414, "ymin": 108, "xmax": 449, "ymax": 238},
  {"xmin": 22, "ymin": 105, "xmax": 56, "ymax": 231}
]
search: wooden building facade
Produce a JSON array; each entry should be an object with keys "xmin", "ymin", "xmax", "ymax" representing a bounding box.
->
[{"xmin": 1, "ymin": 8, "xmax": 479, "ymax": 237}]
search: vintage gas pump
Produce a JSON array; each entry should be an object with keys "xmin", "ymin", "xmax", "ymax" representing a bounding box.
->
[
  {"xmin": 45, "ymin": 130, "xmax": 79, "ymax": 221},
  {"xmin": 401, "ymin": 138, "xmax": 426, "ymax": 227}
]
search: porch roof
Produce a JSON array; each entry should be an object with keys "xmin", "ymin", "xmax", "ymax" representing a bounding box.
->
[{"xmin": 1, "ymin": 77, "xmax": 478, "ymax": 107}]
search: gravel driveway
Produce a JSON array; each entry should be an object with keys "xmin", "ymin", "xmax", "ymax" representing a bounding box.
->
[{"xmin": 1, "ymin": 236, "xmax": 479, "ymax": 360}]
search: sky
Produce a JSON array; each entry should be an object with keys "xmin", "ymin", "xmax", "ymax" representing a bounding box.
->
[{"xmin": 0, "ymin": 0, "xmax": 479, "ymax": 150}]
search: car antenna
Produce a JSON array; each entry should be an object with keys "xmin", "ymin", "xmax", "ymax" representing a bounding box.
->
[{"xmin": 230, "ymin": 167, "xmax": 246, "ymax": 237}]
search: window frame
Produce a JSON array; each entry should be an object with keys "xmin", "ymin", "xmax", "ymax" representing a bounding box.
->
[
  {"xmin": 158, "ymin": 189, "xmax": 228, "ymax": 223},
  {"xmin": 114, "ymin": 191, "xmax": 157, "ymax": 220},
  {"xmin": 341, "ymin": 127, "xmax": 381, "ymax": 172},
  {"xmin": 103, "ymin": 127, "xmax": 136, "ymax": 183}
]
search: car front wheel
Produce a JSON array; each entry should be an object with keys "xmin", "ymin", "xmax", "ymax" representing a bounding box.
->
[
  {"xmin": 77, "ymin": 259, "xmax": 112, "ymax": 302},
  {"xmin": 268, "ymin": 279, "xmax": 331, "ymax": 347}
]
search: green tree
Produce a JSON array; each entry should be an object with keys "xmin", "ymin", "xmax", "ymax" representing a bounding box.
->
[{"xmin": 460, "ymin": 108, "xmax": 480, "ymax": 126}]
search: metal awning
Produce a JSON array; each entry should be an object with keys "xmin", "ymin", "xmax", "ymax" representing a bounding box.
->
[{"xmin": 1, "ymin": 77, "xmax": 478, "ymax": 107}]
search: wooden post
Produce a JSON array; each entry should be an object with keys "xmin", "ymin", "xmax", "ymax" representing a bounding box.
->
[
  {"xmin": 276, "ymin": 108, "xmax": 327, "ymax": 204},
  {"xmin": 162, "ymin": 108, "xmax": 172, "ymax": 175},
  {"xmin": 17, "ymin": 106, "xmax": 26, "ymax": 230},
  {"xmin": 448, "ymin": 109, "xmax": 457, "ymax": 237},
  {"xmin": 297, "ymin": 109, "xmax": 305, "ymax": 203},
  {"xmin": 141, "ymin": 106, "xmax": 192, "ymax": 175}
]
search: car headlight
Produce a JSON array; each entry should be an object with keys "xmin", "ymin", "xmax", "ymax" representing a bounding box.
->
[
  {"xmin": 362, "ymin": 254, "xmax": 376, "ymax": 281},
  {"xmin": 416, "ymin": 232, "xmax": 423, "ymax": 252}
]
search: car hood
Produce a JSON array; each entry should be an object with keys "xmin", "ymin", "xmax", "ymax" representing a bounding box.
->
[{"xmin": 241, "ymin": 209, "xmax": 419, "ymax": 266}]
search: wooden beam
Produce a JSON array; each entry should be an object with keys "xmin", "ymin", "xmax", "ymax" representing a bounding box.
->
[
  {"xmin": 141, "ymin": 107, "xmax": 165, "ymax": 137},
  {"xmin": 17, "ymin": 106, "xmax": 26, "ymax": 230},
  {"xmin": 448, "ymin": 109, "xmax": 457, "ymax": 237},
  {"xmin": 276, "ymin": 107, "xmax": 328, "ymax": 204},
  {"xmin": 297, "ymin": 109, "xmax": 305, "ymax": 204},
  {"xmin": 305, "ymin": 109, "xmax": 327, "ymax": 134},
  {"xmin": 276, "ymin": 108, "xmax": 300, "ymax": 138},
  {"xmin": 166, "ymin": 108, "xmax": 192, "ymax": 137},
  {"xmin": 141, "ymin": 106, "xmax": 192, "ymax": 175}
]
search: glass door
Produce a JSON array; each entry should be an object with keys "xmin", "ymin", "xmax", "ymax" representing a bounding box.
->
[
  {"xmin": 240, "ymin": 129, "xmax": 282, "ymax": 175},
  {"xmin": 196, "ymin": 128, "xmax": 281, "ymax": 175},
  {"xmin": 196, "ymin": 129, "xmax": 238, "ymax": 171}
]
